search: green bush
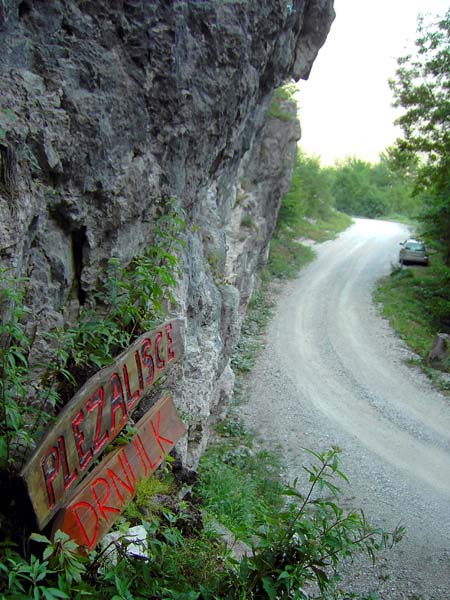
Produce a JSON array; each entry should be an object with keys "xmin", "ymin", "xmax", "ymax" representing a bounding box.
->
[
  {"xmin": 196, "ymin": 445, "xmax": 403, "ymax": 599},
  {"xmin": 0, "ymin": 270, "xmax": 34, "ymax": 469},
  {"xmin": 268, "ymin": 82, "xmax": 297, "ymax": 121}
]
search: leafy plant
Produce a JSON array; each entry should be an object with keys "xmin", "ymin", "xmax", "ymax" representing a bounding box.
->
[
  {"xmin": 196, "ymin": 440, "xmax": 403, "ymax": 599},
  {"xmin": 102, "ymin": 200, "xmax": 185, "ymax": 336},
  {"xmin": 1, "ymin": 547, "xmax": 67, "ymax": 600},
  {"xmin": 0, "ymin": 270, "xmax": 32, "ymax": 469},
  {"xmin": 0, "ymin": 531, "xmax": 91, "ymax": 599},
  {"xmin": 60, "ymin": 197, "xmax": 186, "ymax": 377},
  {"xmin": 269, "ymin": 83, "xmax": 297, "ymax": 121},
  {"xmin": 31, "ymin": 530, "xmax": 87, "ymax": 589},
  {"xmin": 234, "ymin": 448, "xmax": 403, "ymax": 599}
]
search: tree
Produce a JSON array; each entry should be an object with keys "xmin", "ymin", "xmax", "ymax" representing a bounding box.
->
[
  {"xmin": 389, "ymin": 9, "xmax": 450, "ymax": 263},
  {"xmin": 332, "ymin": 157, "xmax": 387, "ymax": 218},
  {"xmin": 277, "ymin": 150, "xmax": 335, "ymax": 227},
  {"xmin": 377, "ymin": 150, "xmax": 422, "ymax": 217}
]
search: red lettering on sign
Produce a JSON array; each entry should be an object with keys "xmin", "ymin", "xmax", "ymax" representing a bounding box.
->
[
  {"xmin": 57, "ymin": 435, "xmax": 77, "ymax": 490},
  {"xmin": 137, "ymin": 432, "xmax": 162, "ymax": 470},
  {"xmin": 86, "ymin": 387, "xmax": 110, "ymax": 455},
  {"xmin": 71, "ymin": 501, "xmax": 99, "ymax": 549},
  {"xmin": 134, "ymin": 350, "xmax": 144, "ymax": 391},
  {"xmin": 41, "ymin": 446, "xmax": 59, "ymax": 509},
  {"xmin": 107, "ymin": 463, "xmax": 134, "ymax": 504},
  {"xmin": 72, "ymin": 410, "xmax": 93, "ymax": 471},
  {"xmin": 140, "ymin": 338, "xmax": 154, "ymax": 385},
  {"xmin": 165, "ymin": 323, "xmax": 175, "ymax": 363},
  {"xmin": 110, "ymin": 373, "xmax": 127, "ymax": 433},
  {"xmin": 155, "ymin": 331, "xmax": 165, "ymax": 370},
  {"xmin": 150, "ymin": 411, "xmax": 173, "ymax": 454},
  {"xmin": 123, "ymin": 363, "xmax": 140, "ymax": 412},
  {"xmin": 53, "ymin": 396, "xmax": 186, "ymax": 551},
  {"xmin": 132, "ymin": 437, "xmax": 149, "ymax": 475},
  {"xmin": 90, "ymin": 477, "xmax": 120, "ymax": 520},
  {"xmin": 21, "ymin": 322, "xmax": 184, "ymax": 532},
  {"xmin": 120, "ymin": 448, "xmax": 137, "ymax": 483}
]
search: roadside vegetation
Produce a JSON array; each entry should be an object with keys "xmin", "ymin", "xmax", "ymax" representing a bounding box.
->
[{"xmin": 0, "ymin": 440, "xmax": 402, "ymax": 600}]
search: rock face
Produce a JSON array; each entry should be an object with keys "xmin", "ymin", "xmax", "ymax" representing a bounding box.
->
[
  {"xmin": 0, "ymin": 0, "xmax": 334, "ymax": 467},
  {"xmin": 428, "ymin": 333, "xmax": 450, "ymax": 370}
]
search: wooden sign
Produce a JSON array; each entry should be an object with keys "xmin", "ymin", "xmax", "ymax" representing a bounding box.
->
[
  {"xmin": 21, "ymin": 320, "xmax": 184, "ymax": 529},
  {"xmin": 52, "ymin": 395, "xmax": 185, "ymax": 550}
]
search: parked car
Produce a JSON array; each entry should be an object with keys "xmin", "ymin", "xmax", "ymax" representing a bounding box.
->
[{"xmin": 399, "ymin": 239, "xmax": 429, "ymax": 266}]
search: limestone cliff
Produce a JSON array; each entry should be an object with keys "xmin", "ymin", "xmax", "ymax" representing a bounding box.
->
[{"xmin": 0, "ymin": 0, "xmax": 334, "ymax": 467}]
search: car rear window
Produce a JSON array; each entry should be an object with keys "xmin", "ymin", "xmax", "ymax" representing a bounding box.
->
[{"xmin": 405, "ymin": 242, "xmax": 425, "ymax": 251}]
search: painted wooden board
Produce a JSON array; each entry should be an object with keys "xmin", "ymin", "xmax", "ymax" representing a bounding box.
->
[
  {"xmin": 52, "ymin": 395, "xmax": 186, "ymax": 550},
  {"xmin": 21, "ymin": 319, "xmax": 184, "ymax": 529}
]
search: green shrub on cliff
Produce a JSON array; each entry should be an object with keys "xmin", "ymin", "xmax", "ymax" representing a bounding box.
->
[{"xmin": 269, "ymin": 82, "xmax": 298, "ymax": 122}]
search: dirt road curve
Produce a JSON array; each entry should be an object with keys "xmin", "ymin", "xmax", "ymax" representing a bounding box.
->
[{"xmin": 243, "ymin": 218, "xmax": 450, "ymax": 599}]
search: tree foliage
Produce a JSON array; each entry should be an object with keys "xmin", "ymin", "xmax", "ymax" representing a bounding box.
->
[
  {"xmin": 389, "ymin": 9, "xmax": 450, "ymax": 262},
  {"xmin": 324, "ymin": 155, "xmax": 418, "ymax": 220},
  {"xmin": 332, "ymin": 158, "xmax": 387, "ymax": 218}
]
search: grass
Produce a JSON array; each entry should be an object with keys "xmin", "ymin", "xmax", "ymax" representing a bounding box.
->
[
  {"xmin": 374, "ymin": 260, "xmax": 450, "ymax": 375},
  {"xmin": 196, "ymin": 438, "xmax": 285, "ymax": 544},
  {"xmin": 294, "ymin": 209, "xmax": 353, "ymax": 243},
  {"xmin": 267, "ymin": 237, "xmax": 315, "ymax": 279},
  {"xmin": 202, "ymin": 280, "xmax": 285, "ymax": 544},
  {"xmin": 374, "ymin": 267, "xmax": 436, "ymax": 356},
  {"xmin": 266, "ymin": 149, "xmax": 353, "ymax": 279},
  {"xmin": 231, "ymin": 285, "xmax": 274, "ymax": 374},
  {"xmin": 123, "ymin": 473, "xmax": 175, "ymax": 522}
]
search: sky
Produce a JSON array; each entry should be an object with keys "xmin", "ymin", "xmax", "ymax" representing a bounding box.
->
[{"xmin": 296, "ymin": 0, "xmax": 449, "ymax": 165}]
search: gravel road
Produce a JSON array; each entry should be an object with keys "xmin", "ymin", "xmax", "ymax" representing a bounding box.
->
[{"xmin": 242, "ymin": 218, "xmax": 450, "ymax": 599}]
